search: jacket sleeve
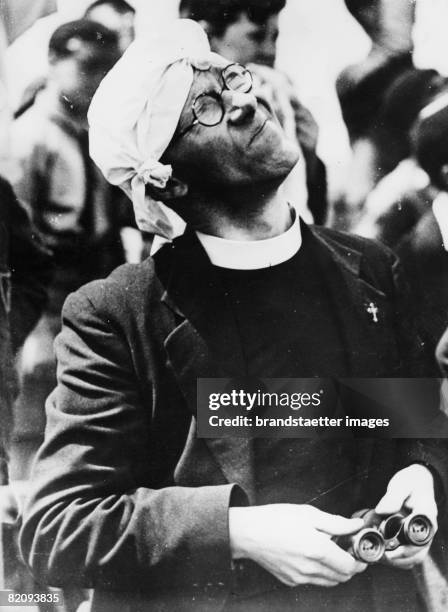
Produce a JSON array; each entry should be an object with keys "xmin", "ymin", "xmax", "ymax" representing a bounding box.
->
[{"xmin": 19, "ymin": 286, "xmax": 242, "ymax": 592}]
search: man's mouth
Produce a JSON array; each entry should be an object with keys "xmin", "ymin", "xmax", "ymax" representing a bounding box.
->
[
  {"xmin": 248, "ymin": 118, "xmax": 268, "ymax": 146},
  {"xmin": 256, "ymin": 97, "xmax": 273, "ymax": 116}
]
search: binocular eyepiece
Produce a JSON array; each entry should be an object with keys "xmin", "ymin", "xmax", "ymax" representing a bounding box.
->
[{"xmin": 335, "ymin": 509, "xmax": 434, "ymax": 563}]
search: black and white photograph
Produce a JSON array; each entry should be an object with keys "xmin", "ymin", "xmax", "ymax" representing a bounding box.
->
[{"xmin": 1, "ymin": 1, "xmax": 448, "ymax": 610}]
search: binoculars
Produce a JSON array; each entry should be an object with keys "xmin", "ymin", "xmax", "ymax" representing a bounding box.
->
[{"xmin": 336, "ymin": 509, "xmax": 435, "ymax": 563}]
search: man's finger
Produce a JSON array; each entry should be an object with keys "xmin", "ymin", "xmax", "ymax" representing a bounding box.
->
[
  {"xmin": 313, "ymin": 509, "xmax": 365, "ymax": 536},
  {"xmin": 388, "ymin": 560, "xmax": 420, "ymax": 570},
  {"xmin": 318, "ymin": 537, "xmax": 368, "ymax": 577},
  {"xmin": 375, "ymin": 486, "xmax": 408, "ymax": 515},
  {"xmin": 385, "ymin": 553, "xmax": 428, "ymax": 570},
  {"xmin": 385, "ymin": 544, "xmax": 430, "ymax": 562},
  {"xmin": 404, "ymin": 493, "xmax": 438, "ymax": 525},
  {"xmin": 308, "ymin": 577, "xmax": 340, "ymax": 588}
]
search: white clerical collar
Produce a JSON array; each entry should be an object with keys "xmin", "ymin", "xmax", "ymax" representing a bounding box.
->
[
  {"xmin": 432, "ymin": 192, "xmax": 448, "ymax": 252},
  {"xmin": 195, "ymin": 209, "xmax": 302, "ymax": 270}
]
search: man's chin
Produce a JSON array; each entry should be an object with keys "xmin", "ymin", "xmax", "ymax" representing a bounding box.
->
[
  {"xmin": 260, "ymin": 152, "xmax": 301, "ymax": 184},
  {"xmin": 257, "ymin": 138, "xmax": 301, "ymax": 177},
  {"xmin": 236, "ymin": 168, "xmax": 296, "ymax": 192}
]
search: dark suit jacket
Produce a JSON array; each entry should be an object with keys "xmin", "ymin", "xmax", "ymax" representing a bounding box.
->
[
  {"xmin": 397, "ymin": 208, "xmax": 448, "ymax": 375},
  {"xmin": 20, "ymin": 224, "xmax": 447, "ymax": 611}
]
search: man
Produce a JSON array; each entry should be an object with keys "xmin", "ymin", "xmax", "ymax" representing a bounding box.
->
[
  {"xmin": 15, "ymin": 1, "xmax": 134, "ymax": 120},
  {"xmin": 334, "ymin": 0, "xmax": 416, "ymax": 231},
  {"xmin": 394, "ymin": 93, "xmax": 448, "ymax": 375},
  {"xmin": 0, "ymin": 176, "xmax": 52, "ymax": 591},
  {"xmin": 10, "ymin": 19, "xmax": 125, "ymax": 302},
  {"xmin": 20, "ymin": 21, "xmax": 446, "ymax": 612},
  {"xmin": 0, "ymin": 0, "xmax": 56, "ymax": 175},
  {"xmin": 0, "ymin": 178, "xmax": 51, "ymax": 485},
  {"xmin": 84, "ymin": 0, "xmax": 136, "ymax": 54},
  {"xmin": 350, "ymin": 69, "xmax": 447, "ymax": 246},
  {"xmin": 180, "ymin": 0, "xmax": 327, "ymax": 224},
  {"xmin": 8, "ymin": 19, "xmax": 127, "ymax": 477},
  {"xmin": 0, "ymin": 1, "xmax": 54, "ymax": 591},
  {"xmin": 179, "ymin": 0, "xmax": 282, "ymax": 67}
]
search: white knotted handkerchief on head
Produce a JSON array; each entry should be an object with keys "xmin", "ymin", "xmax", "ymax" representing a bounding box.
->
[{"xmin": 88, "ymin": 19, "xmax": 212, "ymax": 239}]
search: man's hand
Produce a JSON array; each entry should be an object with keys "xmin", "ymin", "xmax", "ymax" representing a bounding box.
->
[
  {"xmin": 229, "ymin": 504, "xmax": 367, "ymax": 588},
  {"xmin": 375, "ymin": 464, "xmax": 438, "ymax": 569}
]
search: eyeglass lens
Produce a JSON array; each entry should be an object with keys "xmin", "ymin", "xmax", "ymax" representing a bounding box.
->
[
  {"xmin": 194, "ymin": 93, "xmax": 224, "ymax": 126},
  {"xmin": 222, "ymin": 64, "xmax": 252, "ymax": 93},
  {"xmin": 193, "ymin": 64, "xmax": 252, "ymax": 127}
]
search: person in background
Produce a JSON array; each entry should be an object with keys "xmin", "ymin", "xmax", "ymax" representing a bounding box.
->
[
  {"xmin": 351, "ymin": 69, "xmax": 447, "ymax": 246},
  {"xmin": 0, "ymin": 1, "xmax": 57, "ymax": 175},
  {"xmin": 333, "ymin": 0, "xmax": 416, "ymax": 230},
  {"xmin": 7, "ymin": 19, "xmax": 127, "ymax": 480},
  {"xmin": 180, "ymin": 0, "xmax": 281, "ymax": 68},
  {"xmin": 394, "ymin": 94, "xmax": 448, "ymax": 374},
  {"xmin": 14, "ymin": 0, "xmax": 134, "ymax": 121},
  {"xmin": 0, "ymin": 0, "xmax": 55, "ymax": 594},
  {"xmin": 0, "ymin": 178, "xmax": 51, "ymax": 486},
  {"xmin": 179, "ymin": 0, "xmax": 328, "ymax": 224},
  {"xmin": 84, "ymin": 0, "xmax": 136, "ymax": 54},
  {"xmin": 0, "ymin": 176, "xmax": 52, "ymax": 591}
]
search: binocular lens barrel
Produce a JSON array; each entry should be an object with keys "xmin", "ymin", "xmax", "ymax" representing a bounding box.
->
[
  {"xmin": 381, "ymin": 512, "xmax": 434, "ymax": 548},
  {"xmin": 351, "ymin": 528, "xmax": 386, "ymax": 563},
  {"xmin": 336, "ymin": 527, "xmax": 385, "ymax": 563},
  {"xmin": 403, "ymin": 514, "xmax": 434, "ymax": 546}
]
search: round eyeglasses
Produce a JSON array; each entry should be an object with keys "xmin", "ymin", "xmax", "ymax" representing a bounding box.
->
[{"xmin": 174, "ymin": 63, "xmax": 253, "ymax": 140}]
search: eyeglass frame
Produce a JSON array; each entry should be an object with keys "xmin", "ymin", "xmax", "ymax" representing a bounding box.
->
[{"xmin": 172, "ymin": 62, "xmax": 253, "ymax": 141}]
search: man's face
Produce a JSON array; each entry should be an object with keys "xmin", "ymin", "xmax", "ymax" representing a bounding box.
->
[
  {"xmin": 87, "ymin": 6, "xmax": 135, "ymax": 53},
  {"xmin": 211, "ymin": 12, "xmax": 279, "ymax": 68},
  {"xmin": 164, "ymin": 55, "xmax": 299, "ymax": 191},
  {"xmin": 51, "ymin": 42, "xmax": 119, "ymax": 118}
]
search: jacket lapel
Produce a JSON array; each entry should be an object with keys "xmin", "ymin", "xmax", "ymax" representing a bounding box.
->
[
  {"xmin": 154, "ymin": 228, "xmax": 246, "ymax": 378},
  {"xmin": 153, "ymin": 230, "xmax": 256, "ymax": 501},
  {"xmin": 308, "ymin": 225, "xmax": 392, "ymax": 376}
]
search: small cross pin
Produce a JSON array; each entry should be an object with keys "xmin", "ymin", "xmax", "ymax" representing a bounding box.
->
[{"xmin": 366, "ymin": 302, "xmax": 379, "ymax": 323}]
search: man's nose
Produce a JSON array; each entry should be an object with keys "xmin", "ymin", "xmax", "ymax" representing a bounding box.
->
[{"xmin": 222, "ymin": 90, "xmax": 257, "ymax": 125}]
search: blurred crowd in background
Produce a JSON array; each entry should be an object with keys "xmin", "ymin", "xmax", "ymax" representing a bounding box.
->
[{"xmin": 1, "ymin": 0, "xmax": 448, "ymax": 609}]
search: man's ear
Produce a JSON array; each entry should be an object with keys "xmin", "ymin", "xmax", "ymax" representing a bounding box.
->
[{"xmin": 146, "ymin": 176, "xmax": 189, "ymax": 202}]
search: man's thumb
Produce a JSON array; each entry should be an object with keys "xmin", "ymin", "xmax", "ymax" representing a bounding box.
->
[
  {"xmin": 375, "ymin": 487, "xmax": 407, "ymax": 515},
  {"xmin": 313, "ymin": 509, "xmax": 365, "ymax": 536}
]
